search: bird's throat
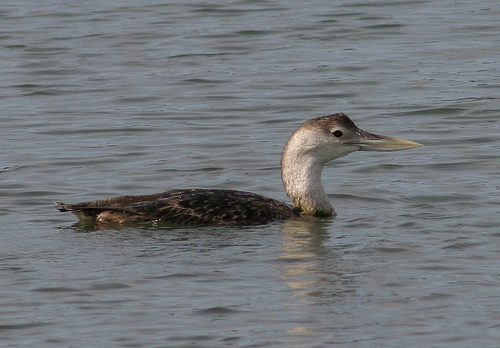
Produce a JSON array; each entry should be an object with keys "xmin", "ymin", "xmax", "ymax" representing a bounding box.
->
[{"xmin": 281, "ymin": 153, "xmax": 334, "ymax": 217}]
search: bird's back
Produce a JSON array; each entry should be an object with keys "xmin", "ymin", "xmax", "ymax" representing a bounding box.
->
[{"xmin": 57, "ymin": 189, "xmax": 298, "ymax": 226}]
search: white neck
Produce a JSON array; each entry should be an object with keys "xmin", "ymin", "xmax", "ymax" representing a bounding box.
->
[{"xmin": 281, "ymin": 134, "xmax": 335, "ymax": 217}]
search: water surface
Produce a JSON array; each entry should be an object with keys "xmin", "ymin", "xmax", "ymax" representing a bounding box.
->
[{"xmin": 1, "ymin": 1, "xmax": 500, "ymax": 347}]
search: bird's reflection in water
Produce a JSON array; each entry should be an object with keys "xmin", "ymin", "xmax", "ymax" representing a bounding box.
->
[
  {"xmin": 280, "ymin": 219, "xmax": 349, "ymax": 336},
  {"xmin": 279, "ymin": 219, "xmax": 343, "ymax": 299}
]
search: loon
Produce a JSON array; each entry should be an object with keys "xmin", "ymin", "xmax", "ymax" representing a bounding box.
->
[{"xmin": 56, "ymin": 113, "xmax": 422, "ymax": 226}]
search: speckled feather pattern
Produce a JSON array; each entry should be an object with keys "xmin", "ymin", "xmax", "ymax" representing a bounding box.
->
[{"xmin": 57, "ymin": 189, "xmax": 298, "ymax": 226}]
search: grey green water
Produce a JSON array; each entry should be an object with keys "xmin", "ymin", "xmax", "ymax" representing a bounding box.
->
[{"xmin": 1, "ymin": 1, "xmax": 500, "ymax": 347}]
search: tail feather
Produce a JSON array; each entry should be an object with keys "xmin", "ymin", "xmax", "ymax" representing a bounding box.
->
[
  {"xmin": 55, "ymin": 202, "xmax": 141, "ymax": 215},
  {"xmin": 55, "ymin": 202, "xmax": 71, "ymax": 212}
]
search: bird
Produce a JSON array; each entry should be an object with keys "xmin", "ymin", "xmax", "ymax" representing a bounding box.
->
[{"xmin": 56, "ymin": 113, "xmax": 422, "ymax": 226}]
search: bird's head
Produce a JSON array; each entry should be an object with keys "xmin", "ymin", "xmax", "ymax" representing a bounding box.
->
[{"xmin": 286, "ymin": 113, "xmax": 422, "ymax": 164}]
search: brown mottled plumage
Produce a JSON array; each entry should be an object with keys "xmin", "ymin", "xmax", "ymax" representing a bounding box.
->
[{"xmin": 57, "ymin": 189, "xmax": 298, "ymax": 226}]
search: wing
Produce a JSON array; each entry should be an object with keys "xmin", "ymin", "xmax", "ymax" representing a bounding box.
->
[
  {"xmin": 57, "ymin": 189, "xmax": 297, "ymax": 226},
  {"xmin": 131, "ymin": 189, "xmax": 297, "ymax": 225}
]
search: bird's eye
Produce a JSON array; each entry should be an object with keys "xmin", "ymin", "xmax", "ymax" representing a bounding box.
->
[{"xmin": 332, "ymin": 130, "xmax": 343, "ymax": 138}]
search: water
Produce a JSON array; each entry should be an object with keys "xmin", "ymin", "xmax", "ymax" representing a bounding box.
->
[{"xmin": 1, "ymin": 0, "xmax": 500, "ymax": 346}]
